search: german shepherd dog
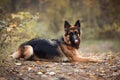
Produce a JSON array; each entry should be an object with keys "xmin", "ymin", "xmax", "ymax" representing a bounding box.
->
[{"xmin": 11, "ymin": 20, "xmax": 98, "ymax": 62}]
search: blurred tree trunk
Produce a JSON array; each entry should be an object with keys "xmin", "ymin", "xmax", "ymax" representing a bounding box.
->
[
  {"xmin": 98, "ymin": 0, "xmax": 120, "ymax": 26},
  {"xmin": 11, "ymin": 0, "xmax": 17, "ymax": 12}
]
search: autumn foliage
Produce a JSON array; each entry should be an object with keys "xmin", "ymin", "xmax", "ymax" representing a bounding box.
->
[{"xmin": 0, "ymin": 0, "xmax": 120, "ymax": 55}]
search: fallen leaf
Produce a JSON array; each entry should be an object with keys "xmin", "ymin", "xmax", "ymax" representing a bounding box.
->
[
  {"xmin": 88, "ymin": 73, "xmax": 95, "ymax": 78},
  {"xmin": 37, "ymin": 71, "xmax": 43, "ymax": 75},
  {"xmin": 46, "ymin": 71, "xmax": 56, "ymax": 76},
  {"xmin": 15, "ymin": 63, "xmax": 22, "ymax": 66},
  {"xmin": 36, "ymin": 61, "xmax": 41, "ymax": 64},
  {"xmin": 40, "ymin": 70, "xmax": 46, "ymax": 74},
  {"xmin": 28, "ymin": 67, "xmax": 33, "ymax": 71}
]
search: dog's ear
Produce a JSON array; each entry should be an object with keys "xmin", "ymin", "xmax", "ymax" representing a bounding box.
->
[
  {"xmin": 74, "ymin": 20, "xmax": 80, "ymax": 28},
  {"xmin": 64, "ymin": 21, "xmax": 70, "ymax": 30}
]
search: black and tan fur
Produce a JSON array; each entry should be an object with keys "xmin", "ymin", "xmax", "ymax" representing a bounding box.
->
[{"xmin": 11, "ymin": 20, "xmax": 98, "ymax": 63}]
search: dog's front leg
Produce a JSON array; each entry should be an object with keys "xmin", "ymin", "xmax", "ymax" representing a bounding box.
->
[
  {"xmin": 68, "ymin": 51, "xmax": 99, "ymax": 63},
  {"xmin": 71, "ymin": 56, "xmax": 98, "ymax": 63}
]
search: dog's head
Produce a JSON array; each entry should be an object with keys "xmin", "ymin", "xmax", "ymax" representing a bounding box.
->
[{"xmin": 63, "ymin": 20, "xmax": 81, "ymax": 49}]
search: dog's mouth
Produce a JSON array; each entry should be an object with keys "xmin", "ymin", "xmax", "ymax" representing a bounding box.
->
[{"xmin": 73, "ymin": 39, "xmax": 80, "ymax": 45}]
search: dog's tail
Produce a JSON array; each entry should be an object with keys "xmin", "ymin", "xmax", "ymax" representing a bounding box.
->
[{"xmin": 11, "ymin": 45, "xmax": 34, "ymax": 60}]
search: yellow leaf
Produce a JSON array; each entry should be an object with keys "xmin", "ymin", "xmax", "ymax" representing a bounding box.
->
[
  {"xmin": 7, "ymin": 27, "xmax": 13, "ymax": 32},
  {"xmin": 40, "ymin": 70, "xmax": 46, "ymax": 74},
  {"xmin": 11, "ymin": 13, "xmax": 17, "ymax": 19},
  {"xmin": 36, "ymin": 61, "xmax": 41, "ymax": 64},
  {"xmin": 18, "ymin": 12, "xmax": 24, "ymax": 15},
  {"xmin": 88, "ymin": 73, "xmax": 95, "ymax": 78}
]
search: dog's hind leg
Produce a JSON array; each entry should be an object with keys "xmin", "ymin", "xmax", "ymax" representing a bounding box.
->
[
  {"xmin": 11, "ymin": 45, "xmax": 34, "ymax": 60},
  {"xmin": 23, "ymin": 45, "xmax": 34, "ymax": 60},
  {"xmin": 11, "ymin": 47, "xmax": 22, "ymax": 59}
]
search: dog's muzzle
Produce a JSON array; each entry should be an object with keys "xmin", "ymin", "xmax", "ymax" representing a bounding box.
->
[
  {"xmin": 70, "ymin": 34, "xmax": 80, "ymax": 44},
  {"xmin": 73, "ymin": 35, "xmax": 79, "ymax": 44}
]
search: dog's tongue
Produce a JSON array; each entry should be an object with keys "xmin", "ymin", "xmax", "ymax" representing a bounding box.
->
[{"xmin": 74, "ymin": 39, "xmax": 79, "ymax": 44}]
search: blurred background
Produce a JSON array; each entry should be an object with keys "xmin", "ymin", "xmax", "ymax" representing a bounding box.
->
[{"xmin": 0, "ymin": 0, "xmax": 120, "ymax": 60}]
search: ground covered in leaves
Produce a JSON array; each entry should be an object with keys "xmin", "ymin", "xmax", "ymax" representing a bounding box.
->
[{"xmin": 0, "ymin": 40, "xmax": 120, "ymax": 80}]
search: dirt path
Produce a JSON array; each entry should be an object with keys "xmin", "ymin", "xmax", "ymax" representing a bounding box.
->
[{"xmin": 0, "ymin": 40, "xmax": 120, "ymax": 80}]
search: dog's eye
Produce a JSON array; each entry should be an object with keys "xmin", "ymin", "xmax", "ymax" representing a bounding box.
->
[
  {"xmin": 74, "ymin": 31, "xmax": 78, "ymax": 34},
  {"xmin": 69, "ymin": 32, "xmax": 73, "ymax": 35}
]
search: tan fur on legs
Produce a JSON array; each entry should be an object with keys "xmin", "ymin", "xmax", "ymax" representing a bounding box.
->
[
  {"xmin": 11, "ymin": 45, "xmax": 33, "ymax": 60},
  {"xmin": 23, "ymin": 45, "xmax": 33, "ymax": 60},
  {"xmin": 10, "ymin": 48, "xmax": 22, "ymax": 59}
]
